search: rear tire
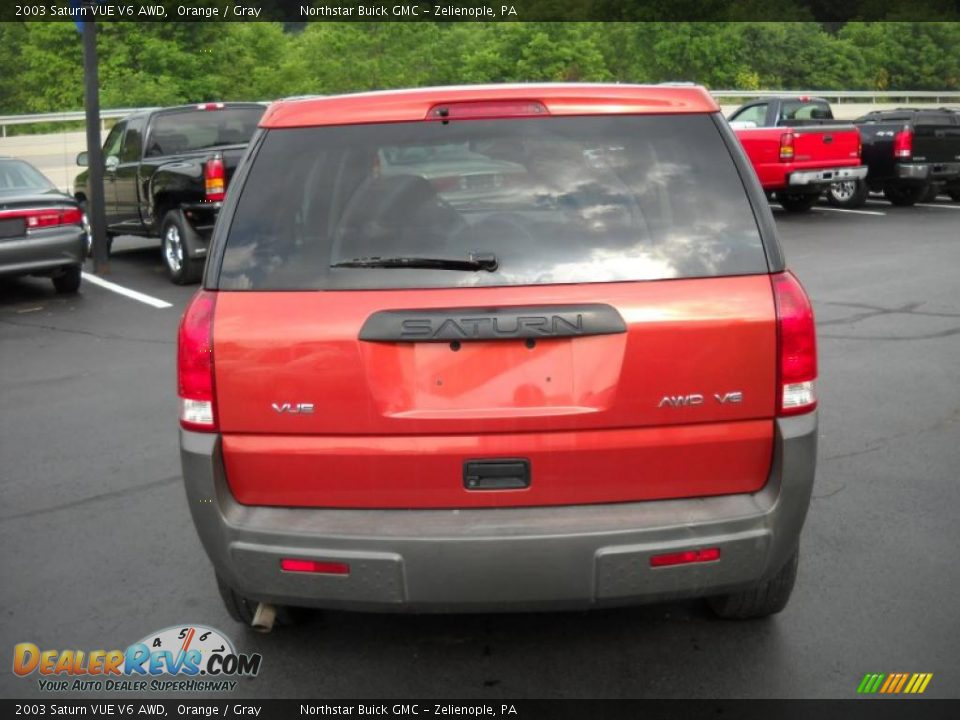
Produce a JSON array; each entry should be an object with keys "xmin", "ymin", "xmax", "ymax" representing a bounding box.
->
[
  {"xmin": 883, "ymin": 183, "xmax": 927, "ymax": 207},
  {"xmin": 947, "ymin": 185, "xmax": 960, "ymax": 202},
  {"xmin": 776, "ymin": 192, "xmax": 818, "ymax": 213},
  {"xmin": 216, "ymin": 575, "xmax": 308, "ymax": 628},
  {"xmin": 826, "ymin": 179, "xmax": 868, "ymax": 208},
  {"xmin": 161, "ymin": 210, "xmax": 203, "ymax": 285},
  {"xmin": 52, "ymin": 265, "xmax": 82, "ymax": 294},
  {"xmin": 708, "ymin": 547, "xmax": 799, "ymax": 620}
]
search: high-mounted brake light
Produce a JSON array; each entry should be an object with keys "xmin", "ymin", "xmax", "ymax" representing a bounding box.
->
[
  {"xmin": 204, "ymin": 155, "xmax": 225, "ymax": 202},
  {"xmin": 427, "ymin": 100, "xmax": 549, "ymax": 121},
  {"xmin": 779, "ymin": 131, "xmax": 795, "ymax": 162},
  {"xmin": 893, "ymin": 125, "xmax": 913, "ymax": 159},
  {"xmin": 773, "ymin": 272, "xmax": 818, "ymax": 416},
  {"xmin": 178, "ymin": 290, "xmax": 217, "ymax": 431},
  {"xmin": 196, "ymin": 102, "xmax": 225, "ymax": 111},
  {"xmin": 0, "ymin": 206, "xmax": 83, "ymax": 230}
]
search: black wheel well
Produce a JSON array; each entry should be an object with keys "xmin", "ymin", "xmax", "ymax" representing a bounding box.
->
[{"xmin": 153, "ymin": 194, "xmax": 178, "ymax": 228}]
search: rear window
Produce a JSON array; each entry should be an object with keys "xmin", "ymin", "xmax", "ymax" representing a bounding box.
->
[
  {"xmin": 144, "ymin": 107, "xmax": 264, "ymax": 157},
  {"xmin": 218, "ymin": 114, "xmax": 767, "ymax": 290},
  {"xmin": 0, "ymin": 159, "xmax": 54, "ymax": 192},
  {"xmin": 779, "ymin": 100, "xmax": 833, "ymax": 121}
]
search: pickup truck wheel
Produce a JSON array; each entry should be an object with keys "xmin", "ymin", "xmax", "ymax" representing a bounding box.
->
[
  {"xmin": 883, "ymin": 183, "xmax": 927, "ymax": 207},
  {"xmin": 708, "ymin": 547, "xmax": 799, "ymax": 620},
  {"xmin": 52, "ymin": 265, "xmax": 82, "ymax": 294},
  {"xmin": 161, "ymin": 210, "xmax": 203, "ymax": 285},
  {"xmin": 80, "ymin": 205, "xmax": 93, "ymax": 257},
  {"xmin": 776, "ymin": 192, "xmax": 818, "ymax": 213},
  {"xmin": 948, "ymin": 189, "xmax": 960, "ymax": 202},
  {"xmin": 215, "ymin": 575, "xmax": 307, "ymax": 628},
  {"xmin": 77, "ymin": 201, "xmax": 114, "ymax": 258},
  {"xmin": 826, "ymin": 179, "xmax": 868, "ymax": 208}
]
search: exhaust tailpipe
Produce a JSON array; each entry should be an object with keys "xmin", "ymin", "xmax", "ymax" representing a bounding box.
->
[{"xmin": 251, "ymin": 603, "xmax": 277, "ymax": 633}]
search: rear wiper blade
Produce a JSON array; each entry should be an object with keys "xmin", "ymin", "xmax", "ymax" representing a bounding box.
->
[{"xmin": 331, "ymin": 252, "xmax": 498, "ymax": 272}]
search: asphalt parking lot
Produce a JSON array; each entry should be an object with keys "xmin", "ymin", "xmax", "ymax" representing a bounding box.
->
[{"xmin": 2, "ymin": 196, "xmax": 959, "ymax": 699}]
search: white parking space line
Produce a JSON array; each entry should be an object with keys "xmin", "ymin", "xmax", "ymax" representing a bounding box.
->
[
  {"xmin": 81, "ymin": 272, "xmax": 173, "ymax": 309},
  {"xmin": 915, "ymin": 203, "xmax": 960, "ymax": 210},
  {"xmin": 813, "ymin": 207, "xmax": 886, "ymax": 216}
]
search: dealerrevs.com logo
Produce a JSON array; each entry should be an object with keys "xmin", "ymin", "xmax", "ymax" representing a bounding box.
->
[{"xmin": 13, "ymin": 625, "xmax": 262, "ymax": 693}]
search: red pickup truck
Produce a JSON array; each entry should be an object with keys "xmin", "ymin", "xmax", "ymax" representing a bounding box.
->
[{"xmin": 729, "ymin": 96, "xmax": 866, "ymax": 212}]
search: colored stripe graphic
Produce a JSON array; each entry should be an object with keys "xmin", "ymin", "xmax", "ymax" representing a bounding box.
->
[{"xmin": 858, "ymin": 672, "xmax": 932, "ymax": 694}]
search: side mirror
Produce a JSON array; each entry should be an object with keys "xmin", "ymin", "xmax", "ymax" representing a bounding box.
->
[
  {"xmin": 76, "ymin": 151, "xmax": 88, "ymax": 167},
  {"xmin": 105, "ymin": 155, "xmax": 119, "ymax": 171}
]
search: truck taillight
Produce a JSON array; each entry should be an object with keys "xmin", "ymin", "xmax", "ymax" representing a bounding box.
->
[
  {"xmin": 779, "ymin": 131, "xmax": 795, "ymax": 162},
  {"xmin": 893, "ymin": 125, "xmax": 913, "ymax": 159},
  {"xmin": 204, "ymin": 155, "xmax": 225, "ymax": 202},
  {"xmin": 178, "ymin": 290, "xmax": 218, "ymax": 432},
  {"xmin": 0, "ymin": 206, "xmax": 83, "ymax": 229},
  {"xmin": 773, "ymin": 272, "xmax": 817, "ymax": 416}
]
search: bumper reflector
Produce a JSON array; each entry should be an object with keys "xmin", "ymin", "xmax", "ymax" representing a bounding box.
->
[
  {"xmin": 280, "ymin": 559, "xmax": 350, "ymax": 575},
  {"xmin": 650, "ymin": 547, "xmax": 721, "ymax": 568}
]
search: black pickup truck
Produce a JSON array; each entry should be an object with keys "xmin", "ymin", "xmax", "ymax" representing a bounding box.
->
[
  {"xmin": 74, "ymin": 102, "xmax": 265, "ymax": 283},
  {"xmin": 826, "ymin": 108, "xmax": 960, "ymax": 208}
]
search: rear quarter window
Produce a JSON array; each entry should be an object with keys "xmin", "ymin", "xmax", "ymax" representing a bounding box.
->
[{"xmin": 217, "ymin": 114, "xmax": 768, "ymax": 290}]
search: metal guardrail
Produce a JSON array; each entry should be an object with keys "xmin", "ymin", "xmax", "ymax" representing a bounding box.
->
[
  {"xmin": 0, "ymin": 108, "xmax": 159, "ymax": 136},
  {"xmin": 2, "ymin": 91, "xmax": 959, "ymax": 135},
  {"xmin": 710, "ymin": 90, "xmax": 960, "ymax": 103}
]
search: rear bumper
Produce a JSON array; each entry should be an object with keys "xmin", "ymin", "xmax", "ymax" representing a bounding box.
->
[
  {"xmin": 0, "ymin": 227, "xmax": 85, "ymax": 277},
  {"xmin": 180, "ymin": 413, "xmax": 817, "ymax": 613},
  {"xmin": 788, "ymin": 165, "xmax": 867, "ymax": 187},
  {"xmin": 181, "ymin": 202, "xmax": 220, "ymax": 244},
  {"xmin": 895, "ymin": 162, "xmax": 960, "ymax": 181}
]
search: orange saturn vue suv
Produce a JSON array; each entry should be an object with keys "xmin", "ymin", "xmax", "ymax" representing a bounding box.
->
[{"xmin": 177, "ymin": 84, "xmax": 818, "ymax": 628}]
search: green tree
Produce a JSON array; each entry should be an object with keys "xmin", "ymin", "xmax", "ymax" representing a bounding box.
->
[{"xmin": 840, "ymin": 22, "xmax": 960, "ymax": 90}]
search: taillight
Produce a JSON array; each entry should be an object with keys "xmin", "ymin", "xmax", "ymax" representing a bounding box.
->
[
  {"xmin": 856, "ymin": 129, "xmax": 862, "ymax": 159},
  {"xmin": 204, "ymin": 155, "xmax": 225, "ymax": 202},
  {"xmin": 779, "ymin": 131, "xmax": 795, "ymax": 162},
  {"xmin": 178, "ymin": 290, "xmax": 217, "ymax": 432},
  {"xmin": 893, "ymin": 125, "xmax": 913, "ymax": 159},
  {"xmin": 0, "ymin": 206, "xmax": 83, "ymax": 230},
  {"xmin": 772, "ymin": 272, "xmax": 817, "ymax": 416}
]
